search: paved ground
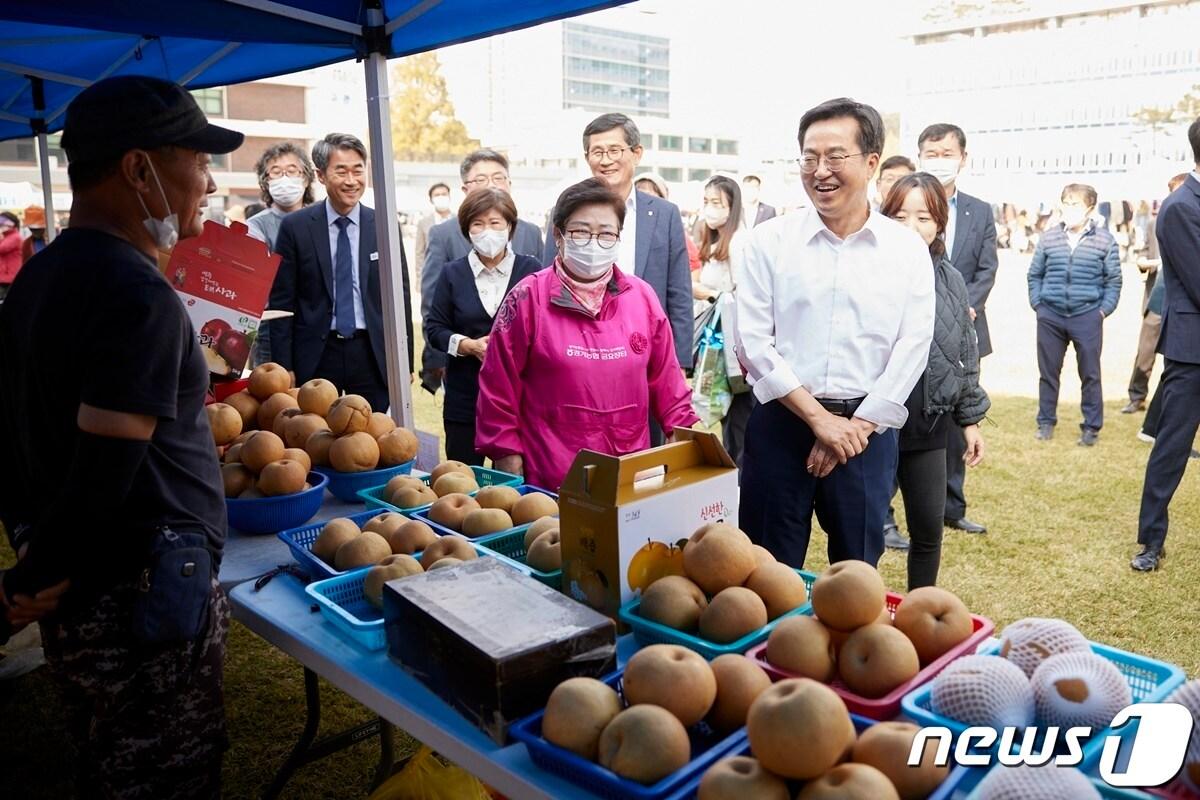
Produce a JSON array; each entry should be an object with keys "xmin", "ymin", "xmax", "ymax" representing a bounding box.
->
[{"xmin": 981, "ymin": 248, "xmax": 1152, "ymax": 409}]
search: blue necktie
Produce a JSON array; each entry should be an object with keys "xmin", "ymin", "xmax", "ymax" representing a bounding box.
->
[{"xmin": 333, "ymin": 216, "xmax": 356, "ymax": 337}]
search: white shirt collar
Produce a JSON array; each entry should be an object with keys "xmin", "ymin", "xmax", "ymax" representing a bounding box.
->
[
  {"xmin": 799, "ymin": 205, "xmax": 882, "ymax": 245},
  {"xmin": 326, "ymin": 197, "xmax": 360, "ymax": 227},
  {"xmin": 468, "ymin": 246, "xmax": 514, "ymax": 278},
  {"xmin": 625, "ymin": 185, "xmax": 637, "ymax": 211}
]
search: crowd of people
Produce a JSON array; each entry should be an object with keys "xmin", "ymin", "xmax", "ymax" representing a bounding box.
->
[{"xmin": 0, "ymin": 72, "xmax": 1198, "ymax": 798}]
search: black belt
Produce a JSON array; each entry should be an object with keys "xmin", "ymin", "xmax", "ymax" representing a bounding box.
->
[
  {"xmin": 817, "ymin": 397, "xmax": 865, "ymax": 418},
  {"xmin": 330, "ymin": 329, "xmax": 367, "ymax": 340}
]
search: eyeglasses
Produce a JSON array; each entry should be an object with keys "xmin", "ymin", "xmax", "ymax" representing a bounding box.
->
[
  {"xmin": 798, "ymin": 153, "xmax": 865, "ymax": 174},
  {"xmin": 266, "ymin": 165, "xmax": 303, "ymax": 179},
  {"xmin": 564, "ymin": 229, "xmax": 620, "ymax": 249},
  {"xmin": 465, "ymin": 173, "xmax": 510, "ymax": 188},
  {"xmin": 586, "ymin": 145, "xmax": 634, "ymax": 162}
]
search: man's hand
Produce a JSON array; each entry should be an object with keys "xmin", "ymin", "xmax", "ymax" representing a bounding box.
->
[
  {"xmin": 460, "ymin": 336, "xmax": 489, "ymax": 362},
  {"xmin": 968, "ymin": 306, "xmax": 977, "ymax": 322},
  {"xmin": 808, "ymin": 412, "xmax": 869, "ymax": 464},
  {"xmin": 806, "ymin": 441, "xmax": 839, "ymax": 478},
  {"xmin": 1, "ymin": 574, "xmax": 70, "ymax": 631},
  {"xmin": 494, "ymin": 454, "xmax": 523, "ymax": 476},
  {"xmin": 963, "ymin": 424, "xmax": 985, "ymax": 467}
]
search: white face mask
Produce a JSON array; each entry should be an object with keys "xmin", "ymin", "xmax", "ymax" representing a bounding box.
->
[
  {"xmin": 268, "ymin": 176, "xmax": 305, "ymax": 208},
  {"xmin": 703, "ymin": 205, "xmax": 730, "ymax": 229},
  {"xmin": 1061, "ymin": 206, "xmax": 1090, "ymax": 229},
  {"xmin": 470, "ymin": 227, "xmax": 509, "ymax": 259},
  {"xmin": 432, "ymin": 195, "xmax": 451, "ymax": 212},
  {"xmin": 562, "ymin": 237, "xmax": 615, "ymax": 279},
  {"xmin": 136, "ymin": 155, "xmax": 179, "ymax": 250},
  {"xmin": 920, "ymin": 157, "xmax": 961, "ymax": 187}
]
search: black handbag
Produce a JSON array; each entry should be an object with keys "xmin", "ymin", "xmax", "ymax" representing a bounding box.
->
[{"xmin": 131, "ymin": 527, "xmax": 213, "ymax": 644}]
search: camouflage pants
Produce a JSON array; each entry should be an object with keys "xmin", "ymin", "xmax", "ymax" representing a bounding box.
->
[{"xmin": 40, "ymin": 577, "xmax": 229, "ymax": 800}]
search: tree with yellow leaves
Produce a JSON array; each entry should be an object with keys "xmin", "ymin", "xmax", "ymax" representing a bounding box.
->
[{"xmin": 389, "ymin": 52, "xmax": 478, "ymax": 162}]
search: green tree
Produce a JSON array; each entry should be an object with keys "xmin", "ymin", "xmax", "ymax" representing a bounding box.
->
[
  {"xmin": 1132, "ymin": 105, "xmax": 1178, "ymax": 156},
  {"xmin": 389, "ymin": 52, "xmax": 478, "ymax": 162}
]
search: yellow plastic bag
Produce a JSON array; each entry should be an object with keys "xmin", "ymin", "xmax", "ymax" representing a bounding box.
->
[{"xmin": 368, "ymin": 746, "xmax": 492, "ymax": 800}]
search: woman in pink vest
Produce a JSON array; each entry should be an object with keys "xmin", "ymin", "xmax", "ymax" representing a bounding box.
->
[{"xmin": 476, "ymin": 178, "xmax": 699, "ymax": 491}]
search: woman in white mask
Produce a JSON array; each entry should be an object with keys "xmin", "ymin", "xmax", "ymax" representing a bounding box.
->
[
  {"xmin": 476, "ymin": 178, "xmax": 699, "ymax": 490},
  {"xmin": 691, "ymin": 175, "xmax": 753, "ymax": 465},
  {"xmin": 424, "ymin": 188, "xmax": 542, "ymax": 464}
]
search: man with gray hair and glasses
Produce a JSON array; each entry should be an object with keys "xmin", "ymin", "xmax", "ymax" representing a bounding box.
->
[{"xmin": 419, "ymin": 148, "xmax": 542, "ymax": 393}]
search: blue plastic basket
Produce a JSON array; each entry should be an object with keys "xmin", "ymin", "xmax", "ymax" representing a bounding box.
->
[
  {"xmin": 410, "ymin": 486, "xmax": 558, "ymax": 541},
  {"xmin": 939, "ymin": 765, "xmax": 1155, "ymax": 799},
  {"xmin": 225, "ymin": 471, "xmax": 329, "ymax": 535},
  {"xmin": 357, "ymin": 465, "xmax": 525, "ymax": 514},
  {"xmin": 661, "ymin": 714, "xmax": 901, "ymax": 800},
  {"xmin": 277, "ymin": 507, "xmax": 388, "ymax": 580},
  {"xmin": 305, "ymin": 568, "xmax": 388, "ymax": 650},
  {"xmin": 474, "ymin": 522, "xmax": 562, "ymax": 589},
  {"xmin": 510, "ymin": 670, "xmax": 745, "ymax": 800},
  {"xmin": 314, "ymin": 459, "xmax": 415, "ymax": 502},
  {"xmin": 901, "ymin": 640, "xmax": 1186, "ymax": 769},
  {"xmin": 618, "ymin": 568, "xmax": 813, "ymax": 661}
]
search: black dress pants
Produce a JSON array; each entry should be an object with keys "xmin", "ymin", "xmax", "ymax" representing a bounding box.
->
[
  {"xmin": 444, "ymin": 418, "xmax": 485, "ymax": 466},
  {"xmin": 315, "ymin": 333, "xmax": 389, "ymax": 414},
  {"xmin": 1137, "ymin": 358, "xmax": 1200, "ymax": 549},
  {"xmin": 898, "ymin": 447, "xmax": 948, "ymax": 590},
  {"xmin": 740, "ymin": 400, "xmax": 898, "ymax": 570}
]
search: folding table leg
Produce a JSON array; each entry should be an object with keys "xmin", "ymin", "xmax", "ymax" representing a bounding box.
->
[
  {"xmin": 263, "ymin": 667, "xmax": 322, "ymax": 800},
  {"xmin": 262, "ymin": 668, "xmax": 390, "ymax": 798}
]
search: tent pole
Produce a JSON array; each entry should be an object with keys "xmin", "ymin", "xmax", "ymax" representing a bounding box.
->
[
  {"xmin": 363, "ymin": 52, "xmax": 414, "ymax": 429},
  {"xmin": 35, "ymin": 132, "xmax": 56, "ymax": 243},
  {"xmin": 31, "ymin": 77, "xmax": 55, "ymax": 242}
]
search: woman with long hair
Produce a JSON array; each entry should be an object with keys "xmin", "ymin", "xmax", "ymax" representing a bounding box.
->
[
  {"xmin": 692, "ymin": 175, "xmax": 754, "ymax": 466},
  {"xmin": 880, "ymin": 173, "xmax": 990, "ymax": 589}
]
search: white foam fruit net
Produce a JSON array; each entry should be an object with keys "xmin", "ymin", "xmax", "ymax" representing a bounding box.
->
[
  {"xmin": 974, "ymin": 763, "xmax": 1102, "ymax": 800},
  {"xmin": 998, "ymin": 617, "xmax": 1091, "ymax": 677},
  {"xmin": 1166, "ymin": 680, "xmax": 1200, "ymax": 793},
  {"xmin": 930, "ymin": 655, "xmax": 1035, "ymax": 728},
  {"xmin": 1031, "ymin": 651, "xmax": 1131, "ymax": 730}
]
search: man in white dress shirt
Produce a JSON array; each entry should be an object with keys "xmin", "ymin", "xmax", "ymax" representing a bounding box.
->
[{"xmin": 736, "ymin": 98, "xmax": 935, "ymax": 568}]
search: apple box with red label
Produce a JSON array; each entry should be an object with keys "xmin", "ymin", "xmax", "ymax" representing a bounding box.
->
[
  {"xmin": 165, "ymin": 221, "xmax": 281, "ymax": 379},
  {"xmin": 558, "ymin": 430, "xmax": 739, "ymax": 619}
]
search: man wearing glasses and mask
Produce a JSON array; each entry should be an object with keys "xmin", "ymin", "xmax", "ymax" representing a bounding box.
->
[
  {"xmin": 419, "ymin": 149, "xmax": 543, "ymax": 393},
  {"xmin": 544, "ymin": 113, "xmax": 692, "ymax": 445},
  {"xmin": 735, "ymin": 98, "xmax": 935, "ymax": 570}
]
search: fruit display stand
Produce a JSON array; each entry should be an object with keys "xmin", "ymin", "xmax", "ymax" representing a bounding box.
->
[
  {"xmin": 409, "ymin": 486, "xmax": 558, "ymax": 540},
  {"xmin": 358, "ymin": 465, "xmax": 524, "ymax": 514},
  {"xmin": 315, "ymin": 460, "xmax": 416, "ymax": 503},
  {"xmin": 229, "ymin": 572, "xmax": 642, "ymax": 799}
]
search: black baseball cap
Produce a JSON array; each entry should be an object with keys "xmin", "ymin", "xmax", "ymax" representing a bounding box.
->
[{"xmin": 61, "ymin": 75, "xmax": 244, "ymax": 164}]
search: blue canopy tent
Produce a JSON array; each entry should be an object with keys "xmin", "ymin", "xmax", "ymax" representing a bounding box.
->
[{"xmin": 0, "ymin": 0, "xmax": 631, "ymax": 427}]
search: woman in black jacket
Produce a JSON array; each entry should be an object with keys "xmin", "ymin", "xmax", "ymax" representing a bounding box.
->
[
  {"xmin": 881, "ymin": 173, "xmax": 991, "ymax": 589},
  {"xmin": 424, "ymin": 188, "xmax": 542, "ymax": 464}
]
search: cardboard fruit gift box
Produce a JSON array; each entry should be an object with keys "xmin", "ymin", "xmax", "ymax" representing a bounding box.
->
[{"xmin": 558, "ymin": 430, "xmax": 740, "ymax": 619}]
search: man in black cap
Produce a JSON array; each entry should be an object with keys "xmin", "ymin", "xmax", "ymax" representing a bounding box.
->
[{"xmin": 0, "ymin": 75, "xmax": 241, "ymax": 799}]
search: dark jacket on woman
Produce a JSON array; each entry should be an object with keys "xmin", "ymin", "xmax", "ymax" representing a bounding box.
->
[
  {"xmin": 901, "ymin": 254, "xmax": 991, "ymax": 451},
  {"xmin": 424, "ymin": 253, "xmax": 542, "ymax": 424}
]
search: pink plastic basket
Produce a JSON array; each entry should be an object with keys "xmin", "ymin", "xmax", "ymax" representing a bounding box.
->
[{"xmin": 746, "ymin": 587, "xmax": 994, "ymax": 719}]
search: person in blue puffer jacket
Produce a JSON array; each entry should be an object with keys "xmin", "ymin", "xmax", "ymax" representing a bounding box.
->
[{"xmin": 1027, "ymin": 183, "xmax": 1122, "ymax": 446}]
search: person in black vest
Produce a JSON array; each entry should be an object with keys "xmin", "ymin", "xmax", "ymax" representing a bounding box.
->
[{"xmin": 424, "ymin": 188, "xmax": 542, "ymax": 464}]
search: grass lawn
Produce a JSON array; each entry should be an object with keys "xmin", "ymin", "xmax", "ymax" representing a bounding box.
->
[{"xmin": 2, "ymin": 393, "xmax": 1197, "ymax": 799}]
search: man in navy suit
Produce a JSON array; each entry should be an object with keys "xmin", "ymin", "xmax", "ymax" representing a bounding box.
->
[
  {"xmin": 419, "ymin": 149, "xmax": 542, "ymax": 393},
  {"xmin": 543, "ymin": 113, "xmax": 692, "ymax": 377},
  {"xmin": 268, "ymin": 133, "xmax": 413, "ymax": 413},
  {"xmin": 1132, "ymin": 118, "xmax": 1200, "ymax": 572},
  {"xmin": 918, "ymin": 123, "xmax": 999, "ymax": 537},
  {"xmin": 741, "ymin": 174, "xmax": 777, "ymax": 227}
]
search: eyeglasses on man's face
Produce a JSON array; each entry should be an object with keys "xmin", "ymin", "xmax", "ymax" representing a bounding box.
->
[
  {"xmin": 266, "ymin": 165, "xmax": 303, "ymax": 179},
  {"xmin": 799, "ymin": 152, "xmax": 865, "ymax": 174},
  {"xmin": 564, "ymin": 229, "xmax": 620, "ymax": 249},
  {"xmin": 586, "ymin": 145, "xmax": 635, "ymax": 163},
  {"xmin": 465, "ymin": 173, "xmax": 510, "ymax": 188}
]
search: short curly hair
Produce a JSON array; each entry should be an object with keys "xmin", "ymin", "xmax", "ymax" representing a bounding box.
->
[{"xmin": 254, "ymin": 142, "xmax": 315, "ymax": 207}]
